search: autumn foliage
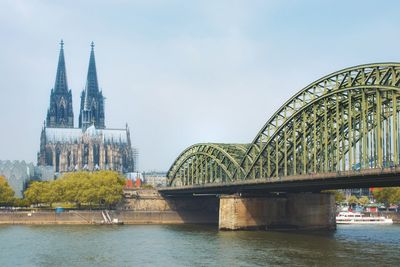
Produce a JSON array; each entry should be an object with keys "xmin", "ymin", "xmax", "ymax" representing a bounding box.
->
[
  {"xmin": 372, "ymin": 187, "xmax": 400, "ymax": 207},
  {"xmin": 0, "ymin": 175, "xmax": 15, "ymax": 206},
  {"xmin": 24, "ymin": 171, "xmax": 125, "ymax": 209}
]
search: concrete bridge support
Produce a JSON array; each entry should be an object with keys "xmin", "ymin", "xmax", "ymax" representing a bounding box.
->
[
  {"xmin": 123, "ymin": 190, "xmax": 220, "ymax": 224},
  {"xmin": 218, "ymin": 192, "xmax": 336, "ymax": 230}
]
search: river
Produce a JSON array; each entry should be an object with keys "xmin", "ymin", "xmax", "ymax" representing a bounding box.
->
[{"xmin": 0, "ymin": 224, "xmax": 399, "ymax": 266}]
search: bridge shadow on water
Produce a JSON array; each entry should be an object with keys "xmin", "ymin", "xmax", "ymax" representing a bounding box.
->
[
  {"xmin": 161, "ymin": 223, "xmax": 400, "ymax": 266},
  {"xmin": 163, "ymin": 195, "xmax": 220, "ymax": 225}
]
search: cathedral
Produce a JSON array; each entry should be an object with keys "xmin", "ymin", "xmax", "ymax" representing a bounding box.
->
[{"xmin": 37, "ymin": 41, "xmax": 135, "ymax": 174}]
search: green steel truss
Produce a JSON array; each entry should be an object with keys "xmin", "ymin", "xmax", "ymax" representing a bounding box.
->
[
  {"xmin": 167, "ymin": 63, "xmax": 400, "ymax": 186},
  {"xmin": 167, "ymin": 143, "xmax": 249, "ymax": 186}
]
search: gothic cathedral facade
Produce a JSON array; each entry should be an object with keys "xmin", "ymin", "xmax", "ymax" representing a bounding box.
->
[{"xmin": 37, "ymin": 41, "xmax": 135, "ymax": 174}]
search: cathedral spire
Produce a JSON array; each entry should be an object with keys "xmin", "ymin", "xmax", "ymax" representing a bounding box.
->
[
  {"xmin": 79, "ymin": 42, "xmax": 105, "ymax": 130},
  {"xmin": 85, "ymin": 41, "xmax": 99, "ymax": 94},
  {"xmin": 54, "ymin": 39, "xmax": 68, "ymax": 92},
  {"xmin": 46, "ymin": 40, "xmax": 74, "ymax": 128}
]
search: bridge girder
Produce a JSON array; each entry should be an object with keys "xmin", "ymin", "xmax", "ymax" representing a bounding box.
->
[
  {"xmin": 167, "ymin": 143, "xmax": 249, "ymax": 186},
  {"xmin": 167, "ymin": 63, "xmax": 400, "ymax": 187}
]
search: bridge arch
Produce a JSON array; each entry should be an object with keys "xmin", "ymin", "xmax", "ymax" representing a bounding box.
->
[
  {"xmin": 167, "ymin": 143, "xmax": 248, "ymax": 186},
  {"xmin": 167, "ymin": 63, "xmax": 400, "ymax": 186},
  {"xmin": 237, "ymin": 63, "xmax": 400, "ymax": 180}
]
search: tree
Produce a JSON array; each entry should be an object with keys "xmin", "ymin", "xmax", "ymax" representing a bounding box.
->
[
  {"xmin": 322, "ymin": 190, "xmax": 346, "ymax": 203},
  {"xmin": 23, "ymin": 171, "xmax": 125, "ymax": 209},
  {"xmin": 334, "ymin": 191, "xmax": 345, "ymax": 203},
  {"xmin": 40, "ymin": 182, "xmax": 57, "ymax": 207},
  {"xmin": 0, "ymin": 176, "xmax": 15, "ymax": 206},
  {"xmin": 373, "ymin": 187, "xmax": 400, "ymax": 207},
  {"xmin": 92, "ymin": 171, "xmax": 125, "ymax": 208},
  {"xmin": 358, "ymin": 196, "xmax": 369, "ymax": 206},
  {"xmin": 13, "ymin": 198, "xmax": 29, "ymax": 207},
  {"xmin": 24, "ymin": 181, "xmax": 46, "ymax": 206},
  {"xmin": 347, "ymin": 195, "xmax": 359, "ymax": 207}
]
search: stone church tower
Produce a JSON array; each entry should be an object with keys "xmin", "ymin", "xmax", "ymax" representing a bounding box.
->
[
  {"xmin": 46, "ymin": 40, "xmax": 74, "ymax": 128},
  {"xmin": 38, "ymin": 41, "xmax": 135, "ymax": 174},
  {"xmin": 79, "ymin": 42, "xmax": 105, "ymax": 130}
]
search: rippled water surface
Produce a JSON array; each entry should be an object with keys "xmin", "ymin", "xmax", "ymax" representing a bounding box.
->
[{"xmin": 0, "ymin": 224, "xmax": 399, "ymax": 266}]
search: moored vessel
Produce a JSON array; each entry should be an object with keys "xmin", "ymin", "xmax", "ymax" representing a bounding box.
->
[{"xmin": 336, "ymin": 211, "xmax": 393, "ymax": 224}]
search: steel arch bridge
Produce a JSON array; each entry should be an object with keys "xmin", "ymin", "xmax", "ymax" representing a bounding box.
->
[{"xmin": 167, "ymin": 63, "xmax": 400, "ymax": 188}]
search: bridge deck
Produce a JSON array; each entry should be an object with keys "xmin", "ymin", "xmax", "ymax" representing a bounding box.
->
[{"xmin": 159, "ymin": 168, "xmax": 400, "ymax": 196}]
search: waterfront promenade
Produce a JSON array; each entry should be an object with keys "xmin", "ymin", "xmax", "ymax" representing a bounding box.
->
[
  {"xmin": 0, "ymin": 210, "xmax": 215, "ymax": 225},
  {"xmin": 1, "ymin": 209, "xmax": 399, "ymax": 225}
]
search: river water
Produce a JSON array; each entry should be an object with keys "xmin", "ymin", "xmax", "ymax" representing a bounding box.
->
[{"xmin": 0, "ymin": 224, "xmax": 399, "ymax": 266}]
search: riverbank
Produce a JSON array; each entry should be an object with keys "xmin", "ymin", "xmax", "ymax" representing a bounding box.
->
[
  {"xmin": 1, "ymin": 188, "xmax": 399, "ymax": 226},
  {"xmin": 0, "ymin": 210, "xmax": 216, "ymax": 225},
  {"xmin": 1, "ymin": 210, "xmax": 399, "ymax": 225},
  {"xmin": 0, "ymin": 189, "xmax": 219, "ymax": 225}
]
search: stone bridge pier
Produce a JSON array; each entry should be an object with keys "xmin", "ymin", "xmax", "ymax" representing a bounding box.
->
[
  {"xmin": 218, "ymin": 192, "xmax": 336, "ymax": 230},
  {"xmin": 159, "ymin": 191, "xmax": 336, "ymax": 230}
]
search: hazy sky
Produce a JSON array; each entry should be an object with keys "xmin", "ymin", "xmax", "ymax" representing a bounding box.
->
[{"xmin": 1, "ymin": 0, "xmax": 400, "ymax": 171}]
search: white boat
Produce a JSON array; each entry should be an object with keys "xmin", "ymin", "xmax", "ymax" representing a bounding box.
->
[{"xmin": 336, "ymin": 211, "xmax": 393, "ymax": 224}]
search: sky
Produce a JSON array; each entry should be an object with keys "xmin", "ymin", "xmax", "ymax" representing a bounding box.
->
[{"xmin": 1, "ymin": 0, "xmax": 400, "ymax": 171}]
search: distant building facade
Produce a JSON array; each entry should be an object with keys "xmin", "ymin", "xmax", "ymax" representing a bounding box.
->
[
  {"xmin": 0, "ymin": 160, "xmax": 54, "ymax": 198},
  {"xmin": 143, "ymin": 171, "xmax": 167, "ymax": 187},
  {"xmin": 37, "ymin": 41, "xmax": 135, "ymax": 173}
]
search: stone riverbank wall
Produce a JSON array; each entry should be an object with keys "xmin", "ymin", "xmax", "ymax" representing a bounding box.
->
[
  {"xmin": 0, "ymin": 210, "xmax": 217, "ymax": 225},
  {"xmin": 0, "ymin": 189, "xmax": 219, "ymax": 225},
  {"xmin": 2, "ymin": 189, "xmax": 398, "ymax": 227}
]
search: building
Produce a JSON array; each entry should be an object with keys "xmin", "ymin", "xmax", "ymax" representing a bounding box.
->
[
  {"xmin": 143, "ymin": 171, "xmax": 167, "ymax": 187},
  {"xmin": 37, "ymin": 41, "xmax": 135, "ymax": 174},
  {"xmin": 0, "ymin": 160, "xmax": 54, "ymax": 198}
]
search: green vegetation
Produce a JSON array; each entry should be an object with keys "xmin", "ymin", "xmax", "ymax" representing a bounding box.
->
[
  {"xmin": 358, "ymin": 196, "xmax": 369, "ymax": 206},
  {"xmin": 347, "ymin": 195, "xmax": 359, "ymax": 206},
  {"xmin": 0, "ymin": 175, "xmax": 16, "ymax": 206},
  {"xmin": 343, "ymin": 195, "xmax": 370, "ymax": 206},
  {"xmin": 334, "ymin": 190, "xmax": 345, "ymax": 203},
  {"xmin": 141, "ymin": 184, "xmax": 154, "ymax": 189},
  {"xmin": 322, "ymin": 190, "xmax": 345, "ymax": 203},
  {"xmin": 373, "ymin": 187, "xmax": 400, "ymax": 207},
  {"xmin": 24, "ymin": 171, "xmax": 125, "ymax": 209}
]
